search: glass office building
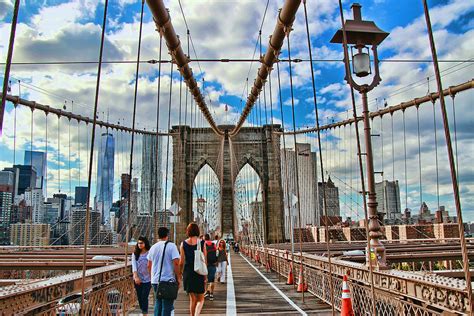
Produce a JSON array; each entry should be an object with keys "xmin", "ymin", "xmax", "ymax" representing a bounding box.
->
[{"xmin": 96, "ymin": 133, "xmax": 115, "ymax": 229}]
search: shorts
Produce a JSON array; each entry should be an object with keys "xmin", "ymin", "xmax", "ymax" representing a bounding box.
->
[{"xmin": 207, "ymin": 265, "xmax": 217, "ymax": 283}]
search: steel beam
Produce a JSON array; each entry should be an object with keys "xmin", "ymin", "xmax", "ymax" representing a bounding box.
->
[
  {"xmin": 230, "ymin": 0, "xmax": 302, "ymax": 136},
  {"xmin": 145, "ymin": 0, "xmax": 223, "ymax": 136}
]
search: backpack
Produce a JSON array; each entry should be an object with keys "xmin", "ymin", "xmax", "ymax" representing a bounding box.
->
[{"xmin": 206, "ymin": 242, "xmax": 218, "ymax": 265}]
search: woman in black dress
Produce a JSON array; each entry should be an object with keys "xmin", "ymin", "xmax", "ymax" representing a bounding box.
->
[{"xmin": 180, "ymin": 223, "xmax": 207, "ymax": 316}]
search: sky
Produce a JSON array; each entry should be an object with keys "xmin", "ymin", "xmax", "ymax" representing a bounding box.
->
[{"xmin": 0, "ymin": 0, "xmax": 473, "ymax": 222}]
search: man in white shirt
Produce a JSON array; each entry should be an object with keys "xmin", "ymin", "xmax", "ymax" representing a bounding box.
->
[{"xmin": 147, "ymin": 227, "xmax": 181, "ymax": 316}]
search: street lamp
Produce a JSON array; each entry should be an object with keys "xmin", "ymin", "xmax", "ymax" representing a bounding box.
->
[{"xmin": 331, "ymin": 3, "xmax": 389, "ymax": 268}]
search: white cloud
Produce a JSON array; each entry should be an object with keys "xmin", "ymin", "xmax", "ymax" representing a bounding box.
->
[{"xmin": 0, "ymin": 0, "xmax": 13, "ymax": 20}]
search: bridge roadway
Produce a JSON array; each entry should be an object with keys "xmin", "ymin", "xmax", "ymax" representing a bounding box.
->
[{"xmin": 130, "ymin": 251, "xmax": 332, "ymax": 315}]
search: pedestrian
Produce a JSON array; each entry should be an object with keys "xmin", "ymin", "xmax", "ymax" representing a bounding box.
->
[
  {"xmin": 132, "ymin": 236, "xmax": 152, "ymax": 315},
  {"xmin": 180, "ymin": 223, "xmax": 207, "ymax": 316},
  {"xmin": 204, "ymin": 234, "xmax": 218, "ymax": 301},
  {"xmin": 147, "ymin": 227, "xmax": 181, "ymax": 316},
  {"xmin": 216, "ymin": 240, "xmax": 228, "ymax": 284},
  {"xmin": 213, "ymin": 234, "xmax": 220, "ymax": 246}
]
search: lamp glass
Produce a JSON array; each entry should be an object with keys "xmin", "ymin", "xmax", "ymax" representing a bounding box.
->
[{"xmin": 353, "ymin": 51, "xmax": 371, "ymax": 77}]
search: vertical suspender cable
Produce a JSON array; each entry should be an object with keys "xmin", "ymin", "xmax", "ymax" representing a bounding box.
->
[
  {"xmin": 431, "ymin": 100, "xmax": 440, "ymax": 209},
  {"xmin": 80, "ymin": 0, "xmax": 109, "ymax": 313},
  {"xmin": 0, "ymin": 0, "xmax": 20, "ymax": 133},
  {"xmin": 163, "ymin": 62, "xmax": 174, "ymax": 228},
  {"xmin": 154, "ymin": 33, "xmax": 163, "ymax": 242},
  {"xmin": 422, "ymin": 0, "xmax": 473, "ymax": 309},
  {"xmin": 337, "ymin": 1, "xmax": 376, "ymax": 314},
  {"xmin": 391, "ymin": 113, "xmax": 395, "ymax": 182},
  {"xmin": 13, "ymin": 81, "xmax": 19, "ymax": 164},
  {"xmin": 450, "ymin": 95, "xmax": 459, "ymax": 175},
  {"xmin": 286, "ymin": 33, "xmax": 305, "ymax": 302},
  {"xmin": 125, "ymin": 0, "xmax": 145, "ymax": 266},
  {"xmin": 302, "ymin": 1, "xmax": 335, "ymax": 310},
  {"xmin": 402, "ymin": 111, "xmax": 408, "ymax": 211},
  {"xmin": 416, "ymin": 106, "xmax": 423, "ymax": 205},
  {"xmin": 45, "ymin": 114, "xmax": 48, "ymax": 198},
  {"xmin": 58, "ymin": 115, "xmax": 61, "ymax": 192},
  {"xmin": 276, "ymin": 62, "xmax": 293, "ymax": 256}
]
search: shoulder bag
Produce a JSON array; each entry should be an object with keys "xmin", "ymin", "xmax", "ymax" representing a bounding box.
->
[
  {"xmin": 155, "ymin": 241, "xmax": 179, "ymax": 300},
  {"xmin": 194, "ymin": 240, "xmax": 208, "ymax": 276}
]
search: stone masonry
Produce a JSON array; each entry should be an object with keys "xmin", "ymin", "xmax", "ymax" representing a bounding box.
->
[{"xmin": 170, "ymin": 124, "xmax": 284, "ymax": 243}]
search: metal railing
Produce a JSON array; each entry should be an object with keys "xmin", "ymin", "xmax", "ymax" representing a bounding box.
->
[
  {"xmin": 0, "ymin": 263, "xmax": 136, "ymax": 315},
  {"xmin": 243, "ymin": 245, "xmax": 469, "ymax": 315}
]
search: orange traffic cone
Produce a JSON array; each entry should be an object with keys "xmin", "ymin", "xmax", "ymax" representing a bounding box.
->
[
  {"xmin": 341, "ymin": 275, "xmax": 354, "ymax": 316},
  {"xmin": 265, "ymin": 258, "xmax": 271, "ymax": 271},
  {"xmin": 296, "ymin": 266, "xmax": 307, "ymax": 292},
  {"xmin": 286, "ymin": 264, "xmax": 294, "ymax": 285}
]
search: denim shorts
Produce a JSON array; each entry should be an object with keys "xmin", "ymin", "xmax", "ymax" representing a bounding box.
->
[{"xmin": 207, "ymin": 265, "xmax": 217, "ymax": 283}]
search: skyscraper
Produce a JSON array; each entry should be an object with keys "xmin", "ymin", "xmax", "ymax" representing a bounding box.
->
[
  {"xmin": 24, "ymin": 151, "xmax": 47, "ymax": 191},
  {"xmin": 140, "ymin": 134, "xmax": 162, "ymax": 215},
  {"xmin": 95, "ymin": 133, "xmax": 115, "ymax": 229},
  {"xmin": 75, "ymin": 186, "xmax": 88, "ymax": 206},
  {"xmin": 25, "ymin": 188, "xmax": 44, "ymax": 223},
  {"xmin": 13, "ymin": 165, "xmax": 36, "ymax": 196},
  {"xmin": 318, "ymin": 177, "xmax": 341, "ymax": 218},
  {"xmin": 281, "ymin": 143, "xmax": 319, "ymax": 239},
  {"xmin": 375, "ymin": 180, "xmax": 402, "ymax": 223},
  {"xmin": 0, "ymin": 191, "xmax": 12, "ymax": 245}
]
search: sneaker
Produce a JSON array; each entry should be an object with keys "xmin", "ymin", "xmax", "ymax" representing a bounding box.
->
[
  {"xmin": 204, "ymin": 291, "xmax": 210, "ymax": 298},
  {"xmin": 209, "ymin": 294, "xmax": 214, "ymax": 301}
]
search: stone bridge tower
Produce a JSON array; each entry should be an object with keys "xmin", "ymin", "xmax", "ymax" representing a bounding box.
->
[{"xmin": 170, "ymin": 124, "xmax": 284, "ymax": 243}]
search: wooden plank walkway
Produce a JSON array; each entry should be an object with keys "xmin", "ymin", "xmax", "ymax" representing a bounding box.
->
[{"xmin": 130, "ymin": 252, "xmax": 332, "ymax": 315}]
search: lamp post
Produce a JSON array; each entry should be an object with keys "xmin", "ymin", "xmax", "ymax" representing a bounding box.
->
[{"xmin": 331, "ymin": 3, "xmax": 389, "ymax": 268}]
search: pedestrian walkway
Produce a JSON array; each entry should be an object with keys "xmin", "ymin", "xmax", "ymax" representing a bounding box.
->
[{"xmin": 130, "ymin": 252, "xmax": 332, "ymax": 315}]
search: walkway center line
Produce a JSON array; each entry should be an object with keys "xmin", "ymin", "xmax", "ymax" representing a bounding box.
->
[
  {"xmin": 226, "ymin": 251, "xmax": 237, "ymax": 316},
  {"xmin": 240, "ymin": 253, "xmax": 308, "ymax": 316}
]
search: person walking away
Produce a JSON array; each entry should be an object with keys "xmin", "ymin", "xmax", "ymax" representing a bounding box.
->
[
  {"xmin": 204, "ymin": 234, "xmax": 217, "ymax": 301},
  {"xmin": 234, "ymin": 242, "xmax": 239, "ymax": 253},
  {"xmin": 216, "ymin": 240, "xmax": 228, "ymax": 284},
  {"xmin": 180, "ymin": 223, "xmax": 207, "ymax": 316},
  {"xmin": 213, "ymin": 234, "xmax": 220, "ymax": 246},
  {"xmin": 132, "ymin": 236, "xmax": 152, "ymax": 315},
  {"xmin": 147, "ymin": 227, "xmax": 181, "ymax": 316}
]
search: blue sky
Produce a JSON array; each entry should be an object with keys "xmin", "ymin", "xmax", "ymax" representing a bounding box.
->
[{"xmin": 0, "ymin": 0, "xmax": 473, "ymax": 223}]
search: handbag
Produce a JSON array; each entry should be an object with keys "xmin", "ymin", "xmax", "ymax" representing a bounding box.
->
[
  {"xmin": 155, "ymin": 241, "xmax": 179, "ymax": 300},
  {"xmin": 194, "ymin": 240, "xmax": 208, "ymax": 276}
]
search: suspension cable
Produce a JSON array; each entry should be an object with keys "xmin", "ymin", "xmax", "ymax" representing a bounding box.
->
[
  {"xmin": 422, "ymin": 0, "xmax": 472, "ymax": 305},
  {"xmin": 337, "ymin": 1, "xmax": 376, "ymax": 314},
  {"xmin": 432, "ymin": 100, "xmax": 440, "ymax": 210},
  {"xmin": 163, "ymin": 62, "xmax": 174, "ymax": 228},
  {"xmin": 302, "ymin": 0, "xmax": 336, "ymax": 309},
  {"xmin": 285, "ymin": 31, "xmax": 306, "ymax": 302},
  {"xmin": 0, "ymin": 0, "xmax": 20, "ymax": 133},
  {"xmin": 153, "ymin": 33, "xmax": 163, "ymax": 242},
  {"xmin": 80, "ymin": 0, "xmax": 109, "ymax": 313},
  {"xmin": 416, "ymin": 105, "xmax": 423, "ymax": 205},
  {"xmin": 125, "ymin": 0, "xmax": 145, "ymax": 267}
]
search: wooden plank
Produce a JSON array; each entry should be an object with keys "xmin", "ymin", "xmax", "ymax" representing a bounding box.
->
[{"xmin": 130, "ymin": 252, "xmax": 332, "ymax": 315}]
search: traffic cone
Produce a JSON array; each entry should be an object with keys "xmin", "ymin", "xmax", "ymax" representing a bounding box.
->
[
  {"xmin": 265, "ymin": 258, "xmax": 271, "ymax": 271},
  {"xmin": 296, "ymin": 266, "xmax": 307, "ymax": 292},
  {"xmin": 286, "ymin": 263, "xmax": 294, "ymax": 285},
  {"xmin": 341, "ymin": 275, "xmax": 354, "ymax": 316}
]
